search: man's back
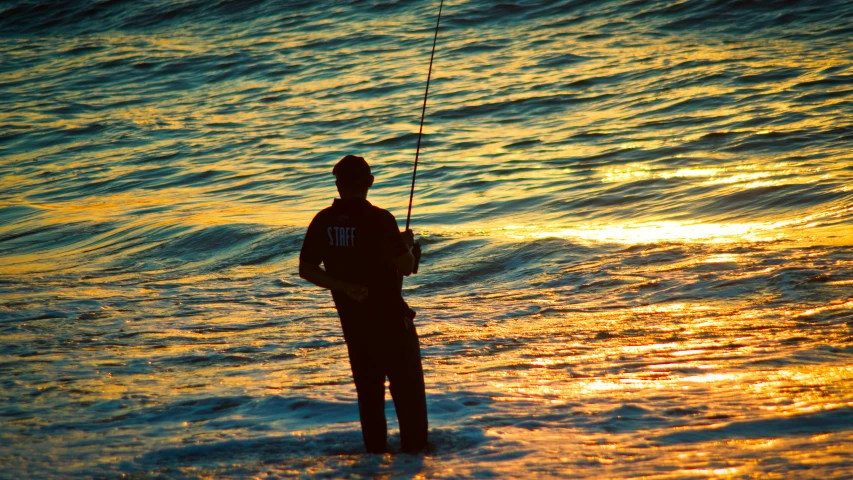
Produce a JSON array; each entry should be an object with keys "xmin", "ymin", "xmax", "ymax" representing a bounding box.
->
[{"xmin": 300, "ymin": 198, "xmax": 409, "ymax": 321}]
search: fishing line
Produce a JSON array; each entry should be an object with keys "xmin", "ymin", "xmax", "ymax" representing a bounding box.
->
[{"xmin": 405, "ymin": 0, "xmax": 444, "ymax": 230}]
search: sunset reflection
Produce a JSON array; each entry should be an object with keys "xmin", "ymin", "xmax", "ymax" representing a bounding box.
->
[
  {"xmin": 2, "ymin": 0, "xmax": 852, "ymax": 477},
  {"xmin": 503, "ymin": 221, "xmax": 782, "ymax": 244}
]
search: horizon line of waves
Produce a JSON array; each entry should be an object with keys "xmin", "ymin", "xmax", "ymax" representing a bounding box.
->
[
  {"xmin": 2, "ymin": 196, "xmax": 849, "ymax": 271},
  {"xmin": 0, "ymin": 0, "xmax": 439, "ymax": 36},
  {"xmin": 6, "ymin": 0, "xmax": 849, "ymax": 40}
]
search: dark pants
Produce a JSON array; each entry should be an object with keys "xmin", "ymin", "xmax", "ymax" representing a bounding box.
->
[{"xmin": 343, "ymin": 314, "xmax": 428, "ymax": 454}]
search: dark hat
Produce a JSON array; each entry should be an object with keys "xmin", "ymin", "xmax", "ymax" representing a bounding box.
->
[{"xmin": 333, "ymin": 155, "xmax": 372, "ymax": 187}]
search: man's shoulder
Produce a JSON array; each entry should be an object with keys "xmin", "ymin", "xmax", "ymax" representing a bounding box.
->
[
  {"xmin": 310, "ymin": 201, "xmax": 397, "ymax": 226},
  {"xmin": 366, "ymin": 203, "xmax": 394, "ymax": 217},
  {"xmin": 365, "ymin": 204, "xmax": 399, "ymax": 224},
  {"xmin": 310, "ymin": 206, "xmax": 336, "ymax": 222}
]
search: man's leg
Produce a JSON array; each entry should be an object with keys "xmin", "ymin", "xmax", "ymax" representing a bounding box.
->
[
  {"xmin": 387, "ymin": 316, "xmax": 428, "ymax": 453},
  {"xmin": 347, "ymin": 341, "xmax": 388, "ymax": 453}
]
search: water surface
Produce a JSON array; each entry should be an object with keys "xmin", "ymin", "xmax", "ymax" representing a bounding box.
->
[{"xmin": 1, "ymin": 0, "xmax": 852, "ymax": 477}]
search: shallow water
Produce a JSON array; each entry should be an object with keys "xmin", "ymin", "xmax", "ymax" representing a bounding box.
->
[{"xmin": 1, "ymin": 0, "xmax": 853, "ymax": 478}]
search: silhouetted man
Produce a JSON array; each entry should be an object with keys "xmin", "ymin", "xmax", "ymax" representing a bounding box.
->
[{"xmin": 298, "ymin": 155, "xmax": 428, "ymax": 454}]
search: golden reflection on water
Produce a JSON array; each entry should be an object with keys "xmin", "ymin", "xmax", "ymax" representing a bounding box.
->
[
  {"xmin": 502, "ymin": 221, "xmax": 783, "ymax": 244},
  {"xmin": 601, "ymin": 162, "xmax": 823, "ymax": 191},
  {"xmin": 796, "ymin": 300, "xmax": 853, "ymax": 318}
]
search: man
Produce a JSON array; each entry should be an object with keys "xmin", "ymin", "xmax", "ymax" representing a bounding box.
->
[{"xmin": 298, "ymin": 154, "xmax": 428, "ymax": 454}]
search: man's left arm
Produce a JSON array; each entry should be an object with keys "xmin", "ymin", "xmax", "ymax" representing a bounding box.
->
[
  {"xmin": 392, "ymin": 230, "xmax": 416, "ymax": 276},
  {"xmin": 298, "ymin": 262, "xmax": 368, "ymax": 302}
]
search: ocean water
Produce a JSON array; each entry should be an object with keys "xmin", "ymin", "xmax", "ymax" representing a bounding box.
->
[{"xmin": 1, "ymin": 0, "xmax": 853, "ymax": 477}]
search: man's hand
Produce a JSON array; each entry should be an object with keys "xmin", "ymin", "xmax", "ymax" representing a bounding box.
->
[
  {"xmin": 344, "ymin": 284, "xmax": 368, "ymax": 302},
  {"xmin": 402, "ymin": 229, "xmax": 415, "ymax": 249},
  {"xmin": 392, "ymin": 229, "xmax": 416, "ymax": 276}
]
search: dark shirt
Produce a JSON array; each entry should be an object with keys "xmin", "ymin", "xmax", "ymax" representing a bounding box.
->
[{"xmin": 300, "ymin": 198, "xmax": 410, "ymax": 326}]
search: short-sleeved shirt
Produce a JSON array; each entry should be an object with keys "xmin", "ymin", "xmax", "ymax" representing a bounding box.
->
[{"xmin": 300, "ymin": 198, "xmax": 410, "ymax": 327}]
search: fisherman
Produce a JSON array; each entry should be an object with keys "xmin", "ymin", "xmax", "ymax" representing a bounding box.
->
[{"xmin": 298, "ymin": 154, "xmax": 428, "ymax": 454}]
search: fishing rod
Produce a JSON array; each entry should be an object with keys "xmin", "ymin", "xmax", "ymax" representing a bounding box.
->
[{"xmin": 405, "ymin": 0, "xmax": 444, "ymax": 232}]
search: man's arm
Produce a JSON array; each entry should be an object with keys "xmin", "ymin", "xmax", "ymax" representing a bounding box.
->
[
  {"xmin": 392, "ymin": 229, "xmax": 416, "ymax": 276},
  {"xmin": 393, "ymin": 251, "xmax": 416, "ymax": 276},
  {"xmin": 299, "ymin": 262, "xmax": 368, "ymax": 302}
]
